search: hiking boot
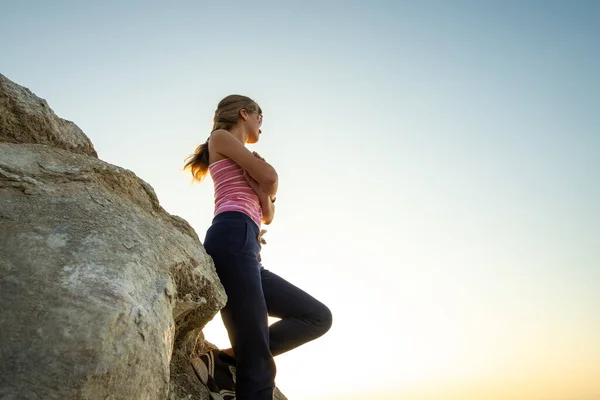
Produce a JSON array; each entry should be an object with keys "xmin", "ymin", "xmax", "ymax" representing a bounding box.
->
[{"xmin": 191, "ymin": 349, "xmax": 236, "ymax": 399}]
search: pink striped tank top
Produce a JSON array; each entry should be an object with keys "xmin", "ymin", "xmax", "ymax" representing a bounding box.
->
[{"xmin": 208, "ymin": 158, "xmax": 262, "ymax": 227}]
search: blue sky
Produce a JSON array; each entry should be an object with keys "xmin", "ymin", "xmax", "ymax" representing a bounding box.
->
[{"xmin": 2, "ymin": 1, "xmax": 599, "ymax": 399}]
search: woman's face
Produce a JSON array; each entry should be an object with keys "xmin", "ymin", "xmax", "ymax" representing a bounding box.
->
[{"xmin": 245, "ymin": 109, "xmax": 263, "ymax": 144}]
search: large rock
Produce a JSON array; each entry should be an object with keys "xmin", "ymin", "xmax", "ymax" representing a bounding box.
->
[
  {"xmin": 0, "ymin": 74, "xmax": 228, "ymax": 399},
  {"xmin": 0, "ymin": 74, "xmax": 97, "ymax": 157}
]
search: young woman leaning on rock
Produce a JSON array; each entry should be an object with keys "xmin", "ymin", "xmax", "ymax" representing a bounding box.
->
[{"xmin": 184, "ymin": 95, "xmax": 332, "ymax": 400}]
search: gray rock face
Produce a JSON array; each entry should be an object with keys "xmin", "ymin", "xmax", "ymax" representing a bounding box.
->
[
  {"xmin": 0, "ymin": 74, "xmax": 228, "ymax": 399},
  {"xmin": 0, "ymin": 74, "xmax": 97, "ymax": 157}
]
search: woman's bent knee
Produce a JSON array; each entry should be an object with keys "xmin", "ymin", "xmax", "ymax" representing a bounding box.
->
[{"xmin": 314, "ymin": 303, "xmax": 333, "ymax": 337}]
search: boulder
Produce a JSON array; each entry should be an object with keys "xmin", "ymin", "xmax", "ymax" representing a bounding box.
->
[
  {"xmin": 0, "ymin": 74, "xmax": 97, "ymax": 157},
  {"xmin": 0, "ymin": 73, "xmax": 228, "ymax": 399}
]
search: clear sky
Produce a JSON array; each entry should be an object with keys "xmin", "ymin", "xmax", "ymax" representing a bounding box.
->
[{"xmin": 2, "ymin": 1, "xmax": 599, "ymax": 399}]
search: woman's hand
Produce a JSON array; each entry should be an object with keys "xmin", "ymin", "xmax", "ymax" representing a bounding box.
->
[{"xmin": 252, "ymin": 151, "xmax": 265, "ymax": 161}]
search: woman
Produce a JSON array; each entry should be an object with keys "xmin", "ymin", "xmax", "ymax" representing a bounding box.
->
[{"xmin": 184, "ymin": 95, "xmax": 332, "ymax": 400}]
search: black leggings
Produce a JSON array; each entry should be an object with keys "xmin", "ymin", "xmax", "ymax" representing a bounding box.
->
[{"xmin": 204, "ymin": 211, "xmax": 332, "ymax": 400}]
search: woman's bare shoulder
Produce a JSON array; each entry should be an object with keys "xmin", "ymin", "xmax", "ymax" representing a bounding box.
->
[{"xmin": 208, "ymin": 130, "xmax": 230, "ymax": 164}]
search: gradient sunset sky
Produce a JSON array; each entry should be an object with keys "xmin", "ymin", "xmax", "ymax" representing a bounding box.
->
[{"xmin": 1, "ymin": 1, "xmax": 599, "ymax": 399}]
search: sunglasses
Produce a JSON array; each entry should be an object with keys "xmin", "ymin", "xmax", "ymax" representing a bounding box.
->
[{"xmin": 249, "ymin": 110, "xmax": 263, "ymax": 127}]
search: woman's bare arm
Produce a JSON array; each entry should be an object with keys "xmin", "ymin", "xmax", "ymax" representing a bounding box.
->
[
  {"xmin": 244, "ymin": 171, "xmax": 276, "ymax": 225},
  {"xmin": 210, "ymin": 130, "xmax": 278, "ymax": 196}
]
